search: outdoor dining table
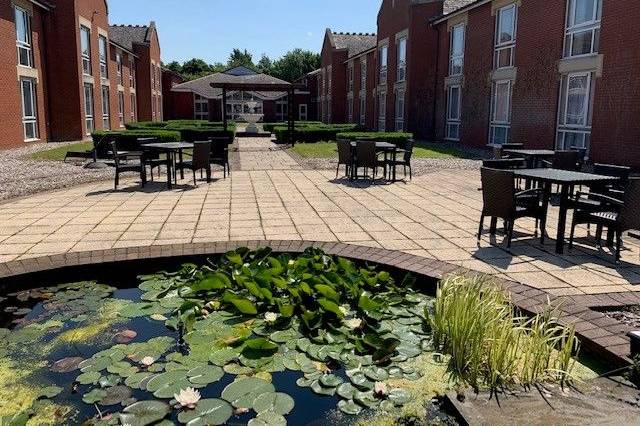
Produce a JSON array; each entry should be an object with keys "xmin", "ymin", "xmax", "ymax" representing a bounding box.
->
[
  {"xmin": 503, "ymin": 149, "xmax": 556, "ymax": 169},
  {"xmin": 350, "ymin": 141, "xmax": 399, "ymax": 182},
  {"xmin": 141, "ymin": 142, "xmax": 194, "ymax": 189},
  {"xmin": 513, "ymin": 168, "xmax": 620, "ymax": 254}
]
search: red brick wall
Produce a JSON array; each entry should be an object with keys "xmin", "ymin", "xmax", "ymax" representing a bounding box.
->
[
  {"xmin": 365, "ymin": 50, "xmax": 376, "ymax": 130},
  {"xmin": 320, "ymin": 31, "xmax": 349, "ymax": 124},
  {"xmin": 434, "ymin": 20, "xmax": 449, "ymax": 141}
]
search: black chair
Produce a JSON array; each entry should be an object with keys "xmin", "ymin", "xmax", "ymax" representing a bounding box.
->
[
  {"xmin": 570, "ymin": 178, "xmax": 640, "ymax": 262},
  {"xmin": 482, "ymin": 158, "xmax": 525, "ymax": 170},
  {"xmin": 387, "ymin": 139, "xmax": 414, "ymax": 180},
  {"xmin": 209, "ymin": 137, "xmax": 230, "ymax": 178},
  {"xmin": 336, "ymin": 139, "xmax": 352, "ymax": 178},
  {"xmin": 493, "ymin": 143, "xmax": 523, "ymax": 159},
  {"xmin": 544, "ymin": 150, "xmax": 580, "ymax": 171},
  {"xmin": 110, "ymin": 141, "xmax": 146, "ymax": 189},
  {"xmin": 176, "ymin": 141, "xmax": 212, "ymax": 185},
  {"xmin": 478, "ymin": 167, "xmax": 547, "ymax": 248},
  {"xmin": 139, "ymin": 137, "xmax": 165, "ymax": 181},
  {"xmin": 354, "ymin": 141, "xmax": 383, "ymax": 181}
]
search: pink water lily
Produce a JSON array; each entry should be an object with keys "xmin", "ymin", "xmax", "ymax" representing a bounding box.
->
[{"xmin": 374, "ymin": 382, "xmax": 388, "ymax": 397}]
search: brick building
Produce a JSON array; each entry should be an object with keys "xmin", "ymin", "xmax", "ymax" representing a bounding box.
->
[
  {"xmin": 0, "ymin": 0, "xmax": 161, "ymax": 150},
  {"xmin": 323, "ymin": 0, "xmax": 640, "ymax": 169}
]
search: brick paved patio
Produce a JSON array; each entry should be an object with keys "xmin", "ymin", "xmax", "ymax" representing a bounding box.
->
[{"xmin": 0, "ymin": 137, "xmax": 638, "ymax": 296}]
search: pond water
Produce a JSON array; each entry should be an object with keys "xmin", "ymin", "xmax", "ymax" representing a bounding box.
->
[{"xmin": 0, "ymin": 248, "xmax": 458, "ymax": 426}]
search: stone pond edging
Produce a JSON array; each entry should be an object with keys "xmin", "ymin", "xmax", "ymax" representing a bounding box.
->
[{"xmin": 0, "ymin": 240, "xmax": 634, "ymax": 367}]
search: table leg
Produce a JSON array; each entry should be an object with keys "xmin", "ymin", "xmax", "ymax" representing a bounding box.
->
[
  {"xmin": 179, "ymin": 149, "xmax": 184, "ymax": 180},
  {"xmin": 555, "ymin": 184, "xmax": 570, "ymax": 254},
  {"xmin": 166, "ymin": 152, "xmax": 173, "ymax": 190}
]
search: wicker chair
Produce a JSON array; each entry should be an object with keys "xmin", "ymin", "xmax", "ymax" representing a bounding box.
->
[
  {"xmin": 544, "ymin": 150, "xmax": 580, "ymax": 171},
  {"xmin": 482, "ymin": 158, "xmax": 525, "ymax": 170},
  {"xmin": 110, "ymin": 141, "xmax": 146, "ymax": 189},
  {"xmin": 209, "ymin": 137, "xmax": 230, "ymax": 178},
  {"xmin": 478, "ymin": 167, "xmax": 547, "ymax": 248},
  {"xmin": 336, "ymin": 139, "xmax": 352, "ymax": 178},
  {"xmin": 354, "ymin": 141, "xmax": 383, "ymax": 181},
  {"xmin": 176, "ymin": 141, "xmax": 212, "ymax": 185},
  {"xmin": 569, "ymin": 178, "xmax": 640, "ymax": 262},
  {"xmin": 388, "ymin": 139, "xmax": 414, "ymax": 180},
  {"xmin": 139, "ymin": 137, "xmax": 164, "ymax": 180}
]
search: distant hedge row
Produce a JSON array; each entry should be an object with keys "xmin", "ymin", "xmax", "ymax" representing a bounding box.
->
[
  {"xmin": 273, "ymin": 124, "xmax": 361, "ymax": 144},
  {"xmin": 336, "ymin": 132, "xmax": 413, "ymax": 146},
  {"xmin": 262, "ymin": 121, "xmax": 323, "ymax": 133},
  {"xmin": 126, "ymin": 120, "xmax": 237, "ymax": 132}
]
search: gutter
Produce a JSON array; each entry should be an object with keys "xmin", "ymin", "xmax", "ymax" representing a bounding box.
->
[
  {"xmin": 30, "ymin": 0, "xmax": 54, "ymax": 10},
  {"xmin": 430, "ymin": 0, "xmax": 490, "ymax": 26}
]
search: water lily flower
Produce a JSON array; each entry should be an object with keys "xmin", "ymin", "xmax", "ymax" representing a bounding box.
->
[
  {"xmin": 344, "ymin": 318, "xmax": 363, "ymax": 330},
  {"xmin": 264, "ymin": 312, "xmax": 279, "ymax": 323},
  {"xmin": 374, "ymin": 382, "xmax": 388, "ymax": 397},
  {"xmin": 174, "ymin": 387, "xmax": 201, "ymax": 409},
  {"xmin": 140, "ymin": 356, "xmax": 155, "ymax": 367},
  {"xmin": 339, "ymin": 305, "xmax": 350, "ymax": 316}
]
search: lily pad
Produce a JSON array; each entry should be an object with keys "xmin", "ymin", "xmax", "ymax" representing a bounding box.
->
[
  {"xmin": 187, "ymin": 365, "xmax": 224, "ymax": 385},
  {"xmin": 252, "ymin": 392, "xmax": 294, "ymax": 415},
  {"xmin": 125, "ymin": 372, "xmax": 156, "ymax": 389},
  {"xmin": 120, "ymin": 400, "xmax": 171, "ymax": 426},
  {"xmin": 82, "ymin": 388, "xmax": 107, "ymax": 404},
  {"xmin": 221, "ymin": 377, "xmax": 275, "ymax": 408},
  {"xmin": 363, "ymin": 366, "xmax": 388, "ymax": 381},
  {"xmin": 388, "ymin": 388, "xmax": 411, "ymax": 406},
  {"xmin": 338, "ymin": 399, "xmax": 362, "ymax": 415},
  {"xmin": 319, "ymin": 374, "xmax": 343, "ymax": 387},
  {"xmin": 269, "ymin": 328, "xmax": 302, "ymax": 343},
  {"xmin": 39, "ymin": 385, "xmax": 63, "ymax": 398},
  {"xmin": 177, "ymin": 398, "xmax": 233, "ymax": 426},
  {"xmin": 354, "ymin": 390, "xmax": 379, "ymax": 409},
  {"xmin": 209, "ymin": 348, "xmax": 238, "ymax": 366},
  {"xmin": 310, "ymin": 380, "xmax": 336, "ymax": 396},
  {"xmin": 115, "ymin": 329, "xmax": 138, "ymax": 343},
  {"xmin": 51, "ymin": 357, "xmax": 84, "ymax": 373},
  {"xmin": 247, "ymin": 411, "xmax": 287, "ymax": 426},
  {"xmin": 336, "ymin": 383, "xmax": 356, "ymax": 399},
  {"xmin": 146, "ymin": 371, "xmax": 193, "ymax": 399},
  {"xmin": 100, "ymin": 385, "xmax": 133, "ymax": 406},
  {"xmin": 76, "ymin": 371, "xmax": 101, "ymax": 385}
]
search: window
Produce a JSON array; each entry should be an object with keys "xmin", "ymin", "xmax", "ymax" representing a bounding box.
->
[
  {"xmin": 99, "ymin": 35, "xmax": 108, "ymax": 78},
  {"xmin": 361, "ymin": 60, "xmax": 367, "ymax": 90},
  {"xmin": 194, "ymin": 94, "xmax": 208, "ymax": 120},
  {"xmin": 449, "ymin": 24, "xmax": 465, "ymax": 76},
  {"xmin": 494, "ymin": 4, "xmax": 517, "ymax": 69},
  {"xmin": 490, "ymin": 80, "xmax": 512, "ymax": 144},
  {"xmin": 80, "ymin": 26, "xmax": 91, "ymax": 75},
  {"xmin": 116, "ymin": 53, "xmax": 123, "ymax": 85},
  {"xmin": 157, "ymin": 96, "xmax": 162, "ymax": 121},
  {"xmin": 564, "ymin": 0, "xmax": 602, "ymax": 57},
  {"xmin": 360, "ymin": 93, "xmax": 366, "ymax": 126},
  {"xmin": 130, "ymin": 93, "xmax": 137, "ymax": 121},
  {"xmin": 557, "ymin": 72, "xmax": 595, "ymax": 150},
  {"xmin": 347, "ymin": 97, "xmax": 353, "ymax": 123},
  {"xmin": 348, "ymin": 63, "xmax": 354, "ymax": 92},
  {"xmin": 397, "ymin": 37, "xmax": 407, "ymax": 82},
  {"xmin": 101, "ymin": 85, "xmax": 110, "ymax": 130},
  {"xmin": 15, "ymin": 6, "xmax": 32, "ymax": 67},
  {"xmin": 446, "ymin": 85, "xmax": 461, "ymax": 141},
  {"xmin": 379, "ymin": 45, "xmax": 388, "ymax": 84},
  {"xmin": 276, "ymin": 101, "xmax": 288, "ymax": 122},
  {"xmin": 129, "ymin": 58, "xmax": 135, "ymax": 88},
  {"xmin": 84, "ymin": 83, "xmax": 94, "ymax": 134},
  {"xmin": 395, "ymin": 89, "xmax": 405, "ymax": 131},
  {"xmin": 299, "ymin": 104, "xmax": 308, "ymax": 121},
  {"xmin": 118, "ymin": 91, "xmax": 125, "ymax": 127},
  {"xmin": 20, "ymin": 78, "xmax": 37, "ymax": 140},
  {"xmin": 327, "ymin": 97, "xmax": 332, "ymax": 123},
  {"xmin": 327, "ymin": 66, "xmax": 332, "ymax": 96},
  {"xmin": 378, "ymin": 91, "xmax": 386, "ymax": 132}
]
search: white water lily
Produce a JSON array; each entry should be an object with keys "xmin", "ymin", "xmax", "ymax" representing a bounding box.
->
[
  {"xmin": 344, "ymin": 318, "xmax": 363, "ymax": 330},
  {"xmin": 374, "ymin": 382, "xmax": 388, "ymax": 397},
  {"xmin": 339, "ymin": 305, "xmax": 350, "ymax": 316},
  {"xmin": 264, "ymin": 312, "xmax": 279, "ymax": 323},
  {"xmin": 140, "ymin": 356, "xmax": 155, "ymax": 367},
  {"xmin": 174, "ymin": 387, "xmax": 201, "ymax": 409}
]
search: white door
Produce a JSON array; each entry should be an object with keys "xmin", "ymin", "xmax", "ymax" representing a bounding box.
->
[{"xmin": 299, "ymin": 104, "xmax": 308, "ymax": 121}]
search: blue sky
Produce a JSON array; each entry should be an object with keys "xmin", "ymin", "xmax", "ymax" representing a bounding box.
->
[{"xmin": 108, "ymin": 0, "xmax": 379, "ymax": 64}]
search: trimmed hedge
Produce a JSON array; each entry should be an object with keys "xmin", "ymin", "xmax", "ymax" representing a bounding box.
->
[
  {"xmin": 274, "ymin": 124, "xmax": 360, "ymax": 144},
  {"xmin": 335, "ymin": 132, "xmax": 414, "ymax": 147},
  {"xmin": 92, "ymin": 130, "xmax": 181, "ymax": 157},
  {"xmin": 126, "ymin": 120, "xmax": 237, "ymax": 132},
  {"xmin": 263, "ymin": 121, "xmax": 323, "ymax": 133},
  {"xmin": 179, "ymin": 128, "xmax": 235, "ymax": 143}
]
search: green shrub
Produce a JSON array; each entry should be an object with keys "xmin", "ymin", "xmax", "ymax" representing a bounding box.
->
[
  {"xmin": 125, "ymin": 121, "xmax": 169, "ymax": 130},
  {"xmin": 126, "ymin": 120, "xmax": 236, "ymax": 131},
  {"xmin": 263, "ymin": 121, "xmax": 323, "ymax": 133},
  {"xmin": 274, "ymin": 124, "xmax": 360, "ymax": 144},
  {"xmin": 179, "ymin": 127, "xmax": 235, "ymax": 143},
  {"xmin": 335, "ymin": 132, "xmax": 413, "ymax": 148},
  {"xmin": 91, "ymin": 129, "xmax": 181, "ymax": 157}
]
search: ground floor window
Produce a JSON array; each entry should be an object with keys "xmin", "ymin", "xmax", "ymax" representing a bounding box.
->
[
  {"xmin": 556, "ymin": 72, "xmax": 595, "ymax": 151},
  {"xmin": 194, "ymin": 94, "xmax": 209, "ymax": 120},
  {"xmin": 299, "ymin": 104, "xmax": 307, "ymax": 121},
  {"xmin": 489, "ymin": 80, "xmax": 512, "ymax": 145},
  {"xmin": 378, "ymin": 91, "xmax": 386, "ymax": 132},
  {"xmin": 276, "ymin": 101, "xmax": 288, "ymax": 122},
  {"xmin": 20, "ymin": 78, "xmax": 38, "ymax": 141},
  {"xmin": 101, "ymin": 85, "xmax": 110, "ymax": 130},
  {"xmin": 84, "ymin": 83, "xmax": 94, "ymax": 135},
  {"xmin": 225, "ymin": 91, "xmax": 263, "ymax": 121},
  {"xmin": 130, "ymin": 93, "xmax": 137, "ymax": 122},
  {"xmin": 360, "ymin": 94, "xmax": 366, "ymax": 126},
  {"xmin": 347, "ymin": 97, "xmax": 353, "ymax": 123},
  {"xmin": 395, "ymin": 89, "xmax": 405, "ymax": 131},
  {"xmin": 446, "ymin": 85, "xmax": 461, "ymax": 141},
  {"xmin": 327, "ymin": 97, "xmax": 332, "ymax": 124},
  {"xmin": 118, "ymin": 91, "xmax": 125, "ymax": 127},
  {"xmin": 157, "ymin": 96, "xmax": 162, "ymax": 122}
]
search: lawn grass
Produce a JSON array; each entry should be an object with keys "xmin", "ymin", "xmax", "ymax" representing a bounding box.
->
[
  {"xmin": 29, "ymin": 142, "xmax": 94, "ymax": 161},
  {"xmin": 291, "ymin": 140, "xmax": 473, "ymax": 159}
]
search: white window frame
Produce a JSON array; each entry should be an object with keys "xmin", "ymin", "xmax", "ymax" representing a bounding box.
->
[
  {"xmin": 327, "ymin": 65, "xmax": 332, "ymax": 96},
  {"xmin": 118, "ymin": 91, "xmax": 125, "ymax": 127},
  {"xmin": 130, "ymin": 93, "xmax": 136, "ymax": 122},
  {"xmin": 348, "ymin": 62, "xmax": 354, "ymax": 92},
  {"xmin": 347, "ymin": 97, "xmax": 353, "ymax": 123},
  {"xmin": 20, "ymin": 78, "xmax": 38, "ymax": 141},
  {"xmin": 489, "ymin": 80, "xmax": 512, "ymax": 145},
  {"xmin": 360, "ymin": 59, "xmax": 367, "ymax": 89},
  {"xmin": 99, "ymin": 35, "xmax": 108, "ymax": 78},
  {"xmin": 359, "ymin": 93, "xmax": 366, "ymax": 126},
  {"xmin": 379, "ymin": 45, "xmax": 388, "ymax": 84},
  {"xmin": 299, "ymin": 104, "xmax": 308, "ymax": 121},
  {"xmin": 80, "ymin": 25, "xmax": 91, "ymax": 76},
  {"xmin": 378, "ymin": 91, "xmax": 386, "ymax": 132},
  {"xmin": 564, "ymin": 0, "xmax": 602, "ymax": 58},
  {"xmin": 395, "ymin": 88, "xmax": 405, "ymax": 131},
  {"xmin": 116, "ymin": 52, "xmax": 123, "ymax": 85},
  {"xmin": 397, "ymin": 36, "xmax": 407, "ymax": 82},
  {"xmin": 194, "ymin": 94, "xmax": 208, "ymax": 120},
  {"xmin": 14, "ymin": 6, "xmax": 33, "ymax": 68},
  {"xmin": 556, "ymin": 71, "xmax": 594, "ymax": 151},
  {"xmin": 129, "ymin": 57, "xmax": 135, "ymax": 88},
  {"xmin": 101, "ymin": 85, "xmax": 110, "ymax": 130},
  {"xmin": 494, "ymin": 4, "xmax": 517, "ymax": 69},
  {"xmin": 84, "ymin": 83, "xmax": 94, "ymax": 135},
  {"xmin": 276, "ymin": 100, "xmax": 288, "ymax": 122},
  {"xmin": 446, "ymin": 85, "xmax": 462, "ymax": 141},
  {"xmin": 449, "ymin": 24, "xmax": 465, "ymax": 76}
]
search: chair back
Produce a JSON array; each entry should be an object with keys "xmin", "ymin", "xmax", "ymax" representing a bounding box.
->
[
  {"xmin": 110, "ymin": 141, "xmax": 122, "ymax": 168},
  {"xmin": 137, "ymin": 137, "xmax": 157, "ymax": 145},
  {"xmin": 210, "ymin": 139, "xmax": 227, "ymax": 160},
  {"xmin": 552, "ymin": 150, "xmax": 580, "ymax": 171},
  {"xmin": 594, "ymin": 163, "xmax": 631, "ymax": 188},
  {"xmin": 139, "ymin": 137, "xmax": 159, "ymax": 160},
  {"xmin": 402, "ymin": 140, "xmax": 414, "ymax": 163},
  {"xmin": 355, "ymin": 141, "xmax": 377, "ymax": 168},
  {"xmin": 337, "ymin": 139, "xmax": 352, "ymax": 165},
  {"xmin": 192, "ymin": 141, "xmax": 211, "ymax": 170},
  {"xmin": 620, "ymin": 178, "xmax": 640, "ymax": 231},
  {"xmin": 480, "ymin": 167, "xmax": 516, "ymax": 219},
  {"xmin": 210, "ymin": 136, "xmax": 231, "ymax": 146},
  {"xmin": 482, "ymin": 158, "xmax": 524, "ymax": 170}
]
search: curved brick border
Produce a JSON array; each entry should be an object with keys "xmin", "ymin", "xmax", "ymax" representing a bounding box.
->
[{"xmin": 0, "ymin": 240, "xmax": 632, "ymax": 366}]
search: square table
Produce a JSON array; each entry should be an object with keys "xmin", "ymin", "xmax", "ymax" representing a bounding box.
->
[
  {"xmin": 350, "ymin": 141, "xmax": 399, "ymax": 182},
  {"xmin": 513, "ymin": 168, "xmax": 620, "ymax": 254},
  {"xmin": 141, "ymin": 142, "xmax": 194, "ymax": 189},
  {"xmin": 503, "ymin": 149, "xmax": 555, "ymax": 168}
]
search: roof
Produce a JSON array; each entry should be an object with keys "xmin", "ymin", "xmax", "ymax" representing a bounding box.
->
[
  {"xmin": 431, "ymin": 0, "xmax": 487, "ymax": 23},
  {"xmin": 108, "ymin": 22, "xmax": 155, "ymax": 51},
  {"xmin": 171, "ymin": 66, "xmax": 293, "ymax": 100},
  {"xmin": 327, "ymin": 30, "xmax": 377, "ymax": 58},
  {"xmin": 29, "ymin": 0, "xmax": 53, "ymax": 9}
]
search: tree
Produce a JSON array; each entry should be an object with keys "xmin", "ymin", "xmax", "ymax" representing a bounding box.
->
[
  {"xmin": 227, "ymin": 49, "xmax": 255, "ymax": 70},
  {"xmin": 165, "ymin": 61, "xmax": 182, "ymax": 74},
  {"xmin": 256, "ymin": 54, "xmax": 273, "ymax": 74},
  {"xmin": 271, "ymin": 49, "xmax": 321, "ymax": 82},
  {"xmin": 181, "ymin": 58, "xmax": 211, "ymax": 76}
]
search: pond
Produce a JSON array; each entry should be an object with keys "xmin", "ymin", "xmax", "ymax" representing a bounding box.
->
[{"xmin": 0, "ymin": 247, "xmax": 459, "ymax": 426}]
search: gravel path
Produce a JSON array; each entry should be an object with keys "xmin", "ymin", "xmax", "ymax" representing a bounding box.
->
[{"xmin": 0, "ymin": 142, "xmax": 112, "ymax": 201}]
